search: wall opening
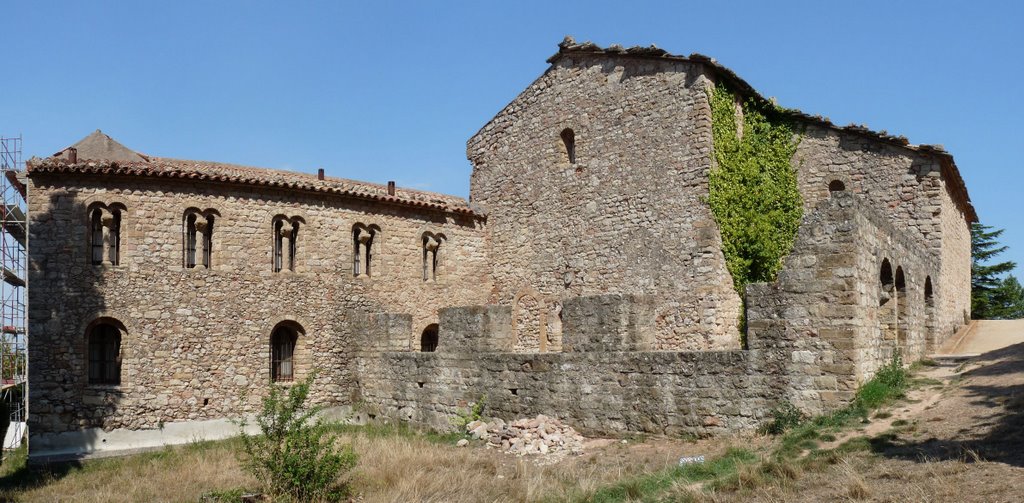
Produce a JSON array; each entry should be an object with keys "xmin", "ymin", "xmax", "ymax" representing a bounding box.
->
[
  {"xmin": 109, "ymin": 209, "xmax": 121, "ymax": 265},
  {"xmin": 185, "ymin": 213, "xmax": 198, "ymax": 268},
  {"xmin": 828, "ymin": 180, "xmax": 846, "ymax": 193},
  {"xmin": 421, "ymin": 232, "xmax": 444, "ymax": 281},
  {"xmin": 273, "ymin": 216, "xmax": 301, "ymax": 272},
  {"xmin": 90, "ymin": 208, "xmax": 103, "ymax": 265},
  {"xmin": 353, "ymin": 224, "xmax": 378, "ymax": 277},
  {"xmin": 924, "ymin": 275, "xmax": 936, "ymax": 350},
  {"xmin": 560, "ymin": 128, "xmax": 576, "ymax": 164},
  {"xmin": 895, "ymin": 266, "xmax": 908, "ymax": 353},
  {"xmin": 202, "ymin": 215, "xmax": 214, "ymax": 268},
  {"xmin": 271, "ymin": 324, "xmax": 299, "ymax": 382},
  {"xmin": 420, "ymin": 324, "xmax": 439, "ymax": 352},
  {"xmin": 87, "ymin": 321, "xmax": 122, "ymax": 385},
  {"xmin": 879, "ymin": 258, "xmax": 897, "ymax": 353}
]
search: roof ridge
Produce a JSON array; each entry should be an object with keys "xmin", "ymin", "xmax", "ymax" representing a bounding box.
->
[{"xmin": 547, "ymin": 36, "xmax": 976, "ymax": 222}]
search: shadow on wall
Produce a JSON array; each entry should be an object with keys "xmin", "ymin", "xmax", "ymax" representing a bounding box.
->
[
  {"xmin": 24, "ymin": 190, "xmax": 116, "ymax": 465},
  {"xmin": 869, "ymin": 342, "xmax": 1024, "ymax": 468}
]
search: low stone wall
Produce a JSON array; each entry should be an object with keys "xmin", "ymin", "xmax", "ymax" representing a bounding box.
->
[
  {"xmin": 357, "ymin": 291, "xmax": 845, "ymax": 436},
  {"xmin": 358, "ymin": 349, "xmax": 775, "ymax": 436}
]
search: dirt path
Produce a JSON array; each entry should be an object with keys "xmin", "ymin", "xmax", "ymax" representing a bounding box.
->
[
  {"xmin": 946, "ymin": 319, "xmax": 1024, "ymax": 354},
  {"xmin": 818, "ymin": 362, "xmax": 955, "ymax": 451},
  {"xmin": 747, "ymin": 335, "xmax": 1024, "ymax": 502}
]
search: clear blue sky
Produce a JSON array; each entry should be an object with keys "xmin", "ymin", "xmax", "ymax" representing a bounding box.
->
[{"xmin": 4, "ymin": 1, "xmax": 1023, "ymax": 274}]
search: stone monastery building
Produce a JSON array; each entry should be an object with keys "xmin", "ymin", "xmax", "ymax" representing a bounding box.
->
[{"xmin": 26, "ymin": 38, "xmax": 976, "ymax": 457}]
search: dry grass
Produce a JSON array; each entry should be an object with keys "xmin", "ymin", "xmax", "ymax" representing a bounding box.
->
[
  {"xmin": 0, "ymin": 426, "xmax": 722, "ymax": 503},
  {"xmin": 0, "ymin": 440, "xmax": 254, "ymax": 503}
]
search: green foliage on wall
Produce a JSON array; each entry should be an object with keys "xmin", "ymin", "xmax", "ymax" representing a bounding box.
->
[{"xmin": 708, "ymin": 83, "xmax": 803, "ymax": 299}]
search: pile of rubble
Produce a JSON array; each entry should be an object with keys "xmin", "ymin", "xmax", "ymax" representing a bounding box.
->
[{"xmin": 459, "ymin": 414, "xmax": 585, "ymax": 456}]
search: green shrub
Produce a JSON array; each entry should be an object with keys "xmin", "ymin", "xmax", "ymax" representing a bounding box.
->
[
  {"xmin": 449, "ymin": 394, "xmax": 486, "ymax": 431},
  {"xmin": 238, "ymin": 374, "xmax": 357, "ymax": 502},
  {"xmin": 855, "ymin": 351, "xmax": 907, "ymax": 409},
  {"xmin": 762, "ymin": 401, "xmax": 805, "ymax": 435}
]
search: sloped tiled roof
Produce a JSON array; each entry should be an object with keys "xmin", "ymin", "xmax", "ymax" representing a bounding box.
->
[
  {"xmin": 30, "ymin": 132, "xmax": 478, "ymax": 216},
  {"xmin": 548, "ymin": 37, "xmax": 977, "ymax": 222},
  {"xmin": 53, "ymin": 129, "xmax": 149, "ymax": 163}
]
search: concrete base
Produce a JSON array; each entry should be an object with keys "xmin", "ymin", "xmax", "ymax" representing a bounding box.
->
[{"xmin": 29, "ymin": 405, "xmax": 363, "ymax": 462}]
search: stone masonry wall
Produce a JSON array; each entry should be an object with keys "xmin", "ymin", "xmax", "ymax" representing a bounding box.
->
[
  {"xmin": 355, "ymin": 194, "xmax": 944, "ymax": 437},
  {"xmin": 748, "ymin": 192, "xmax": 939, "ymax": 387},
  {"xmin": 359, "ymin": 285, "xmax": 852, "ymax": 436},
  {"xmin": 27, "ymin": 174, "xmax": 491, "ymax": 437},
  {"xmin": 937, "ymin": 182, "xmax": 972, "ymax": 343},
  {"xmin": 790, "ymin": 123, "xmax": 967, "ymax": 348},
  {"xmin": 358, "ymin": 300, "xmax": 798, "ymax": 437},
  {"xmin": 467, "ymin": 53, "xmax": 742, "ymax": 351}
]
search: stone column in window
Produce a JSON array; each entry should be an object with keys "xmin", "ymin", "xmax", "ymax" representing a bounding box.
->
[
  {"xmin": 194, "ymin": 215, "xmax": 209, "ymax": 269},
  {"xmin": 423, "ymin": 234, "xmax": 439, "ymax": 281},
  {"xmin": 357, "ymin": 229, "xmax": 373, "ymax": 276},
  {"xmin": 279, "ymin": 222, "xmax": 293, "ymax": 272},
  {"xmin": 101, "ymin": 212, "xmax": 117, "ymax": 265}
]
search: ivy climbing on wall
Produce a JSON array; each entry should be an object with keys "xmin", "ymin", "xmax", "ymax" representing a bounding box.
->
[{"xmin": 708, "ymin": 83, "xmax": 803, "ymax": 304}]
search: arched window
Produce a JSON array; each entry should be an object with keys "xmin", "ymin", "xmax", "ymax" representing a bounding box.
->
[
  {"xmin": 90, "ymin": 208, "xmax": 104, "ymax": 265},
  {"xmin": 879, "ymin": 258, "xmax": 894, "ymax": 303},
  {"xmin": 353, "ymin": 224, "xmax": 378, "ymax": 277},
  {"xmin": 271, "ymin": 325, "xmax": 299, "ymax": 382},
  {"xmin": 273, "ymin": 216, "xmax": 301, "ymax": 273},
  {"xmin": 924, "ymin": 276, "xmax": 934, "ymax": 308},
  {"xmin": 422, "ymin": 232, "xmax": 444, "ymax": 281},
  {"xmin": 828, "ymin": 180, "xmax": 846, "ymax": 193},
  {"xmin": 560, "ymin": 128, "xmax": 576, "ymax": 164},
  {"xmin": 89, "ymin": 204, "xmax": 123, "ymax": 266},
  {"xmin": 88, "ymin": 322, "xmax": 122, "ymax": 385},
  {"xmin": 184, "ymin": 210, "xmax": 217, "ymax": 269},
  {"xmin": 420, "ymin": 324, "xmax": 439, "ymax": 352}
]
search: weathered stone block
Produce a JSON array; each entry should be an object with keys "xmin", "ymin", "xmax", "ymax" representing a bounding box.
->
[
  {"xmin": 561, "ymin": 294, "xmax": 655, "ymax": 352},
  {"xmin": 437, "ymin": 305, "xmax": 512, "ymax": 352}
]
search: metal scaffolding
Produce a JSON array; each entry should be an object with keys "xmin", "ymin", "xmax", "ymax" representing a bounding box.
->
[{"xmin": 0, "ymin": 135, "xmax": 27, "ymax": 456}]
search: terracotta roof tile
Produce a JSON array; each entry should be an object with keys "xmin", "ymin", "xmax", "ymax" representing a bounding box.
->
[{"xmin": 27, "ymin": 155, "xmax": 479, "ymax": 217}]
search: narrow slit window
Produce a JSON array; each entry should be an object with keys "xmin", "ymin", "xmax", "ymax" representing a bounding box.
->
[
  {"xmin": 185, "ymin": 213, "xmax": 198, "ymax": 268},
  {"xmin": 273, "ymin": 220, "xmax": 284, "ymax": 273},
  {"xmin": 288, "ymin": 222, "xmax": 298, "ymax": 272},
  {"xmin": 560, "ymin": 128, "xmax": 576, "ymax": 164},
  {"xmin": 91, "ymin": 208, "xmax": 104, "ymax": 265},
  {"xmin": 364, "ymin": 232, "xmax": 372, "ymax": 277},
  {"xmin": 110, "ymin": 209, "xmax": 121, "ymax": 266},
  {"xmin": 352, "ymin": 228, "xmax": 361, "ymax": 276},
  {"xmin": 202, "ymin": 215, "xmax": 214, "ymax": 268}
]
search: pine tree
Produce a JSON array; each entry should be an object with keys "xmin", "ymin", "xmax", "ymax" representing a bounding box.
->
[
  {"xmin": 971, "ymin": 223, "xmax": 1021, "ymax": 319},
  {"xmin": 988, "ymin": 275, "xmax": 1024, "ymax": 320}
]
